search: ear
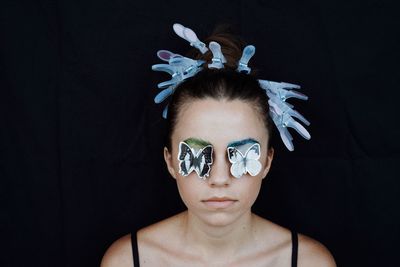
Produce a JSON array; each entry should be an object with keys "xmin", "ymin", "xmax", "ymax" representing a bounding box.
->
[
  {"xmin": 164, "ymin": 147, "xmax": 177, "ymax": 179},
  {"xmin": 261, "ymin": 147, "xmax": 274, "ymax": 179}
]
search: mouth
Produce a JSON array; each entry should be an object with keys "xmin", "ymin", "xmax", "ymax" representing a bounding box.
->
[{"xmin": 201, "ymin": 197, "xmax": 238, "ymax": 208}]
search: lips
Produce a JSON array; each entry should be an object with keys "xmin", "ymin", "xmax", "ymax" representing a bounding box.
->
[
  {"xmin": 204, "ymin": 197, "xmax": 235, "ymax": 202},
  {"xmin": 202, "ymin": 197, "xmax": 237, "ymax": 208}
]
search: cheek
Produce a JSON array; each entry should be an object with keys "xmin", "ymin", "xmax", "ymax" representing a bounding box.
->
[
  {"xmin": 260, "ymin": 147, "xmax": 269, "ymax": 165},
  {"xmin": 258, "ymin": 148, "xmax": 271, "ymax": 175},
  {"xmin": 236, "ymin": 178, "xmax": 263, "ymax": 206},
  {"xmin": 175, "ymin": 176, "xmax": 203, "ymax": 207}
]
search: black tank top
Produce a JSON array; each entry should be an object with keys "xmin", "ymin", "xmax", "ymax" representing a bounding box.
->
[{"xmin": 131, "ymin": 229, "xmax": 298, "ymax": 267}]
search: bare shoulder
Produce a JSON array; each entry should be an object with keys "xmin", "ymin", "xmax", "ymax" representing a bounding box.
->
[
  {"xmin": 101, "ymin": 214, "xmax": 183, "ymax": 267},
  {"xmin": 139, "ymin": 212, "xmax": 185, "ymax": 244},
  {"xmin": 298, "ymin": 234, "xmax": 336, "ymax": 267},
  {"xmin": 100, "ymin": 234, "xmax": 133, "ymax": 267},
  {"xmin": 253, "ymin": 215, "xmax": 336, "ymax": 266}
]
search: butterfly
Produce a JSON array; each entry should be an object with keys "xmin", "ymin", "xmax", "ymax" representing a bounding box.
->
[
  {"xmin": 227, "ymin": 143, "xmax": 262, "ymax": 179},
  {"xmin": 178, "ymin": 142, "xmax": 213, "ymax": 179}
]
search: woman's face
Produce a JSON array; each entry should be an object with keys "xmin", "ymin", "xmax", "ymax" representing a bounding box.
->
[{"xmin": 164, "ymin": 98, "xmax": 274, "ymax": 226}]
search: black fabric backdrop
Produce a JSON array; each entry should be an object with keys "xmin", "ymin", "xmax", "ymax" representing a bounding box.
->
[{"xmin": 1, "ymin": 0, "xmax": 399, "ymax": 266}]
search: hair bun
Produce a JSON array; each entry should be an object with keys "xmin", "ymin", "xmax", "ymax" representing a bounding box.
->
[{"xmin": 186, "ymin": 24, "xmax": 245, "ymax": 70}]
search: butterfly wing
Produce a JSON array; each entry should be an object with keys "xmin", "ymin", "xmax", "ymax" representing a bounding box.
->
[
  {"xmin": 243, "ymin": 143, "xmax": 262, "ymax": 176},
  {"xmin": 245, "ymin": 159, "xmax": 262, "ymax": 176},
  {"xmin": 245, "ymin": 143, "xmax": 261, "ymax": 160},
  {"xmin": 227, "ymin": 147, "xmax": 246, "ymax": 178},
  {"xmin": 178, "ymin": 142, "xmax": 194, "ymax": 176},
  {"xmin": 231, "ymin": 159, "xmax": 246, "ymax": 178},
  {"xmin": 193, "ymin": 145, "xmax": 213, "ymax": 179},
  {"xmin": 227, "ymin": 147, "xmax": 240, "ymax": 163}
]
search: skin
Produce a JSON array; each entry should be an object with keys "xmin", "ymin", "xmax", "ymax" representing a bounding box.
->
[{"xmin": 101, "ymin": 98, "xmax": 336, "ymax": 267}]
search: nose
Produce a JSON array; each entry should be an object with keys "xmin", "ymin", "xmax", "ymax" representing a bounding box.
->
[{"xmin": 207, "ymin": 150, "xmax": 232, "ymax": 187}]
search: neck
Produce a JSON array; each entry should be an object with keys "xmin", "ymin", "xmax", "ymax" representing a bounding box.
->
[{"xmin": 180, "ymin": 210, "xmax": 257, "ymax": 260}]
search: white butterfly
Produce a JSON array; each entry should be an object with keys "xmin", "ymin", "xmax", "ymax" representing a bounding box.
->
[{"xmin": 227, "ymin": 143, "xmax": 262, "ymax": 179}]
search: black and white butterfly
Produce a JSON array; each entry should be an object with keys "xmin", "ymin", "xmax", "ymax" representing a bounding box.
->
[
  {"xmin": 178, "ymin": 142, "xmax": 213, "ymax": 179},
  {"xmin": 227, "ymin": 143, "xmax": 262, "ymax": 179}
]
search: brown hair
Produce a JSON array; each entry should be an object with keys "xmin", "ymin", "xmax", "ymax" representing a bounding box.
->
[{"xmin": 164, "ymin": 25, "xmax": 274, "ymax": 150}]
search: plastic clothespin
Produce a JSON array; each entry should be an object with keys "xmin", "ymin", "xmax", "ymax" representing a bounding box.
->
[
  {"xmin": 173, "ymin": 23, "xmax": 208, "ymax": 54},
  {"xmin": 258, "ymin": 80, "xmax": 307, "ymax": 102},
  {"xmin": 237, "ymin": 45, "xmax": 255, "ymax": 74},
  {"xmin": 208, "ymin": 41, "xmax": 226, "ymax": 69}
]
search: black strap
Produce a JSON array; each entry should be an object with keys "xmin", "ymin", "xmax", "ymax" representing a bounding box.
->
[
  {"xmin": 131, "ymin": 232, "xmax": 140, "ymax": 267},
  {"xmin": 291, "ymin": 230, "xmax": 298, "ymax": 267}
]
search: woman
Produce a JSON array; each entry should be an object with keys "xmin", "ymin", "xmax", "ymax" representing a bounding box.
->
[{"xmin": 101, "ymin": 23, "xmax": 336, "ymax": 267}]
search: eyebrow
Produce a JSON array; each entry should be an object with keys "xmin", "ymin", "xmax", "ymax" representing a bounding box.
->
[
  {"xmin": 183, "ymin": 137, "xmax": 212, "ymax": 148},
  {"xmin": 227, "ymin": 138, "xmax": 259, "ymax": 148}
]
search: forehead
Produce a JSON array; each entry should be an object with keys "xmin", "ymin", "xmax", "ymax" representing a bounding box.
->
[{"xmin": 173, "ymin": 98, "xmax": 268, "ymax": 146}]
